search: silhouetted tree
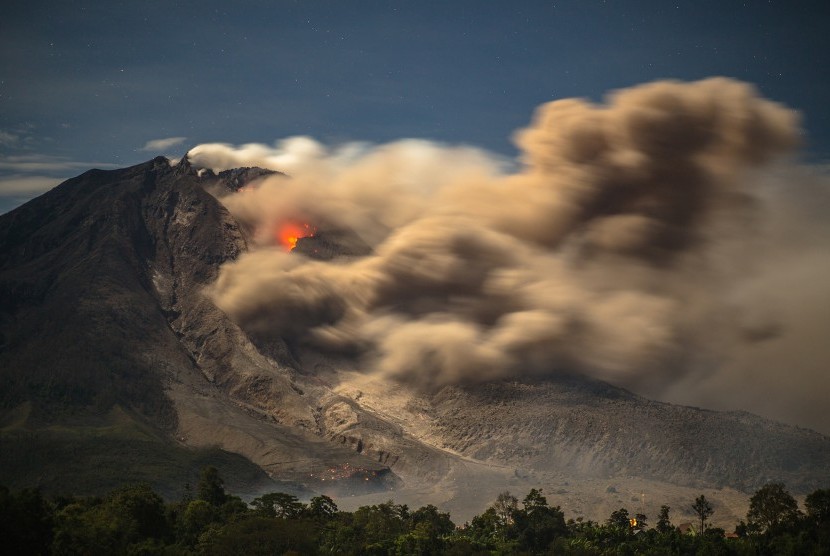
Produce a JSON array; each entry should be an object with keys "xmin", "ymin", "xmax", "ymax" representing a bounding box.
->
[
  {"xmin": 0, "ymin": 487, "xmax": 53, "ymax": 555},
  {"xmin": 493, "ymin": 491, "xmax": 518, "ymax": 527},
  {"xmin": 804, "ymin": 488, "xmax": 830, "ymax": 526},
  {"xmin": 692, "ymin": 495, "xmax": 713, "ymax": 533},
  {"xmin": 467, "ymin": 507, "xmax": 502, "ymax": 547},
  {"xmin": 805, "ymin": 488, "xmax": 830, "ymax": 549},
  {"xmin": 409, "ymin": 504, "xmax": 454, "ymax": 537},
  {"xmin": 350, "ymin": 500, "xmax": 409, "ymax": 553},
  {"xmin": 106, "ymin": 483, "xmax": 169, "ymax": 541},
  {"xmin": 251, "ymin": 492, "xmax": 305, "ymax": 519},
  {"xmin": 607, "ymin": 507, "xmax": 631, "ymax": 529},
  {"xmin": 198, "ymin": 516, "xmax": 317, "ymax": 556},
  {"xmin": 306, "ymin": 494, "xmax": 338, "ymax": 521},
  {"xmin": 522, "ymin": 488, "xmax": 548, "ymax": 513},
  {"xmin": 656, "ymin": 504, "xmax": 673, "ymax": 534},
  {"xmin": 513, "ymin": 489, "xmax": 567, "ymax": 552},
  {"xmin": 746, "ymin": 482, "xmax": 801, "ymax": 535},
  {"xmin": 197, "ymin": 466, "xmax": 227, "ymax": 507},
  {"xmin": 180, "ymin": 499, "xmax": 219, "ymax": 545},
  {"xmin": 398, "ymin": 504, "xmax": 455, "ymax": 554},
  {"xmin": 16, "ymin": 478, "xmax": 830, "ymax": 555}
]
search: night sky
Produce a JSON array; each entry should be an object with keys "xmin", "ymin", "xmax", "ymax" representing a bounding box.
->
[{"xmin": 1, "ymin": 0, "xmax": 828, "ymax": 212}]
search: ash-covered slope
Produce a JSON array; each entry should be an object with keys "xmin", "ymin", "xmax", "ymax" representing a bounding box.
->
[
  {"xmin": 1, "ymin": 156, "xmax": 828, "ymax": 511},
  {"xmin": 0, "ymin": 157, "xmax": 394, "ymax": 496},
  {"xmin": 427, "ymin": 377, "xmax": 830, "ymax": 492},
  {"xmin": 319, "ymin": 363, "xmax": 830, "ymax": 497}
]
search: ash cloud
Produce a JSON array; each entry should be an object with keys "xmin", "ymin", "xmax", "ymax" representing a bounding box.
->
[{"xmin": 198, "ymin": 78, "xmax": 829, "ymax": 433}]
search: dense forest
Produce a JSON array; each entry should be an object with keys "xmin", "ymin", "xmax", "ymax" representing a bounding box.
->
[{"xmin": 1, "ymin": 468, "xmax": 828, "ymax": 555}]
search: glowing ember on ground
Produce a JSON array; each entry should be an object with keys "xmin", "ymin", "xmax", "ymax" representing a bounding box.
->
[{"xmin": 275, "ymin": 221, "xmax": 315, "ymax": 251}]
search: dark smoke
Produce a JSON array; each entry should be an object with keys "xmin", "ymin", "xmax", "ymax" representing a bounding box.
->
[{"xmin": 197, "ymin": 78, "xmax": 830, "ymax": 434}]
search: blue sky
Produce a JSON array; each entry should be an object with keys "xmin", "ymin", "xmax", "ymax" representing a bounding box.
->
[{"xmin": 1, "ymin": 0, "xmax": 828, "ymax": 212}]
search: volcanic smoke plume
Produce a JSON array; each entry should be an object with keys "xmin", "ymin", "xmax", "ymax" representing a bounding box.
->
[{"xmin": 195, "ymin": 78, "xmax": 830, "ymax": 433}]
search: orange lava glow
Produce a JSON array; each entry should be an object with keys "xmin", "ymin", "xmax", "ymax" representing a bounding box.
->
[{"xmin": 275, "ymin": 221, "xmax": 315, "ymax": 251}]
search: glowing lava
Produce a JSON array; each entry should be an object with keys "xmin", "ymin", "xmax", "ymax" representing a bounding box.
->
[{"xmin": 276, "ymin": 221, "xmax": 315, "ymax": 251}]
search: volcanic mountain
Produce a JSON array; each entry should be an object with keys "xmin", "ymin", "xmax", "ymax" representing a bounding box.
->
[{"xmin": 1, "ymin": 157, "xmax": 828, "ymax": 523}]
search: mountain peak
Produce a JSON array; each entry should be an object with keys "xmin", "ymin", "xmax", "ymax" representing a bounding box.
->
[
  {"xmin": 174, "ymin": 152, "xmax": 285, "ymax": 192},
  {"xmin": 1, "ymin": 158, "xmax": 828, "ymax": 522}
]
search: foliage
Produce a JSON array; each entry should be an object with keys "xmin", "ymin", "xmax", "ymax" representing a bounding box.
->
[
  {"xmin": 805, "ymin": 488, "xmax": 830, "ymax": 524},
  {"xmin": 306, "ymin": 494, "xmax": 338, "ymax": 521},
  {"xmin": 0, "ymin": 486, "xmax": 53, "ymax": 555},
  {"xmin": 492, "ymin": 490, "xmax": 518, "ymax": 529},
  {"xmin": 692, "ymin": 494, "xmax": 714, "ymax": 533},
  {"xmin": 607, "ymin": 507, "xmax": 631, "ymax": 530},
  {"xmin": 198, "ymin": 516, "xmax": 318, "ymax": 556},
  {"xmin": 251, "ymin": 491, "xmax": 304, "ymax": 518},
  {"xmin": 2, "ymin": 470, "xmax": 830, "ymax": 555},
  {"xmin": 656, "ymin": 504, "xmax": 672, "ymax": 534},
  {"xmin": 513, "ymin": 490, "xmax": 567, "ymax": 552},
  {"xmin": 50, "ymin": 485, "xmax": 170, "ymax": 556},
  {"xmin": 804, "ymin": 487, "xmax": 830, "ymax": 550},
  {"xmin": 746, "ymin": 482, "xmax": 802, "ymax": 536},
  {"xmin": 196, "ymin": 466, "xmax": 226, "ymax": 507}
]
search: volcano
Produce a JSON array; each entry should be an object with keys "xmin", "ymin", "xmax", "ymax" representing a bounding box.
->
[{"xmin": 1, "ymin": 156, "xmax": 828, "ymax": 524}]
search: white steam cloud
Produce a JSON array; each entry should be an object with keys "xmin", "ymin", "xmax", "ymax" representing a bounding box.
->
[
  {"xmin": 140, "ymin": 136, "xmax": 187, "ymax": 152},
  {"xmin": 195, "ymin": 78, "xmax": 830, "ymax": 434}
]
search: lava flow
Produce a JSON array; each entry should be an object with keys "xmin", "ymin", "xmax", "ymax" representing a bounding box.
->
[{"xmin": 275, "ymin": 221, "xmax": 315, "ymax": 251}]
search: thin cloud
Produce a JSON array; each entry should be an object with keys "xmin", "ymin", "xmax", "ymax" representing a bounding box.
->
[
  {"xmin": 0, "ymin": 174, "xmax": 64, "ymax": 213},
  {"xmin": 0, "ymin": 153, "xmax": 120, "ymax": 213},
  {"xmin": 0, "ymin": 131, "xmax": 19, "ymax": 147},
  {"xmin": 140, "ymin": 136, "xmax": 187, "ymax": 152},
  {"xmin": 0, "ymin": 154, "xmax": 119, "ymax": 173},
  {"xmin": 0, "ymin": 175, "xmax": 63, "ymax": 196}
]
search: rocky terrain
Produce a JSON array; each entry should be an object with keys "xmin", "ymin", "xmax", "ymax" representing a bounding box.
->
[{"xmin": 1, "ymin": 156, "xmax": 828, "ymax": 523}]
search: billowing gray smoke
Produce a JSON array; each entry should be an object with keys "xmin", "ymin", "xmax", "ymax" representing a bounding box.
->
[{"xmin": 194, "ymin": 78, "xmax": 830, "ymax": 433}]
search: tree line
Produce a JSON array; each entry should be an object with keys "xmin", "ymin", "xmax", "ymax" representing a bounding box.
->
[{"xmin": 1, "ymin": 467, "xmax": 828, "ymax": 555}]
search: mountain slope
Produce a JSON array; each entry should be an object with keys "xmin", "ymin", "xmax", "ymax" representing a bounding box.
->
[
  {"xmin": 428, "ymin": 378, "xmax": 829, "ymax": 491},
  {"xmin": 0, "ymin": 157, "xmax": 394, "ymax": 496},
  {"xmin": 0, "ymin": 157, "xmax": 827, "ymax": 520}
]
